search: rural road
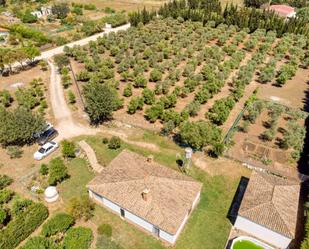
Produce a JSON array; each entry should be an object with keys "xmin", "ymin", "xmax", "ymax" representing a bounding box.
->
[
  {"xmin": 48, "ymin": 60, "xmax": 96, "ymax": 140},
  {"xmin": 38, "ymin": 23, "xmax": 131, "ymax": 60}
]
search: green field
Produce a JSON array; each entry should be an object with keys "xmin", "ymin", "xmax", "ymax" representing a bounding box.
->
[{"xmin": 59, "ymin": 132, "xmax": 249, "ymax": 249}]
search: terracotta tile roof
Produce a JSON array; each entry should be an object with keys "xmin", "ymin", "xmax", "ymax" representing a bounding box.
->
[
  {"xmin": 238, "ymin": 171, "xmax": 300, "ymax": 238},
  {"xmin": 0, "ymin": 27, "xmax": 9, "ymax": 32},
  {"xmin": 269, "ymin": 5, "xmax": 295, "ymax": 16},
  {"xmin": 87, "ymin": 149, "xmax": 202, "ymax": 234}
]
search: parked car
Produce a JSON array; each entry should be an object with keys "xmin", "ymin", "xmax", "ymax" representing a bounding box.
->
[
  {"xmin": 34, "ymin": 122, "xmax": 53, "ymax": 139},
  {"xmin": 33, "ymin": 141, "xmax": 59, "ymax": 161},
  {"xmin": 37, "ymin": 127, "xmax": 58, "ymax": 145}
]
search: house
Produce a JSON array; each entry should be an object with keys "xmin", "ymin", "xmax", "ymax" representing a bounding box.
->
[
  {"xmin": 267, "ymin": 4, "xmax": 296, "ymax": 18},
  {"xmin": 234, "ymin": 171, "xmax": 300, "ymax": 249},
  {"xmin": 87, "ymin": 149, "xmax": 202, "ymax": 244}
]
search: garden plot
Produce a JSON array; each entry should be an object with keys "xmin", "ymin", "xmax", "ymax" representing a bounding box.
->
[{"xmin": 226, "ymin": 100, "xmax": 307, "ymax": 176}]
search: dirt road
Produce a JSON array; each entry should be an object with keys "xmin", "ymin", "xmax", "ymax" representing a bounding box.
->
[{"xmin": 48, "ymin": 60, "xmax": 96, "ymax": 140}]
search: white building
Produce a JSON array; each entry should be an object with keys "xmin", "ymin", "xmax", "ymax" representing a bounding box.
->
[
  {"xmin": 234, "ymin": 171, "xmax": 300, "ymax": 249},
  {"xmin": 87, "ymin": 149, "xmax": 202, "ymax": 244}
]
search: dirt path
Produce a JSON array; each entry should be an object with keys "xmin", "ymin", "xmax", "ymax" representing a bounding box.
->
[
  {"xmin": 78, "ymin": 140, "xmax": 104, "ymax": 173},
  {"xmin": 48, "ymin": 60, "xmax": 159, "ymax": 152},
  {"xmin": 48, "ymin": 60, "xmax": 97, "ymax": 140}
]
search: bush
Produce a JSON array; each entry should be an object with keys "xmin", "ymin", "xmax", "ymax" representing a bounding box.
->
[
  {"xmin": 97, "ymin": 224, "xmax": 112, "ymax": 237},
  {"xmin": 6, "ymin": 146, "xmax": 23, "ymax": 159},
  {"xmin": 41, "ymin": 213, "xmax": 75, "ymax": 237},
  {"xmin": 21, "ymin": 10, "xmax": 38, "ymax": 23},
  {"xmin": 102, "ymin": 137, "xmax": 109, "ymax": 144},
  {"xmin": 40, "ymin": 164, "xmax": 49, "ymax": 175},
  {"xmin": 63, "ymin": 227, "xmax": 93, "ymax": 249},
  {"xmin": 48, "ymin": 158, "xmax": 68, "ymax": 186},
  {"xmin": 61, "ymin": 140, "xmax": 76, "ymax": 158},
  {"xmin": 127, "ymin": 97, "xmax": 144, "ymax": 114},
  {"xmin": 67, "ymin": 90, "xmax": 76, "ymax": 104},
  {"xmin": 0, "ymin": 189, "xmax": 14, "ymax": 205},
  {"xmin": 142, "ymin": 88, "xmax": 155, "ymax": 105},
  {"xmin": 123, "ymin": 83, "xmax": 132, "ymax": 97},
  {"xmin": 0, "ymin": 208, "xmax": 8, "ymax": 225},
  {"xmin": 0, "ymin": 175, "xmax": 13, "ymax": 190},
  {"xmin": 149, "ymin": 69, "xmax": 162, "ymax": 82},
  {"xmin": 20, "ymin": 236, "xmax": 58, "ymax": 249},
  {"xmin": 108, "ymin": 136, "xmax": 121, "ymax": 150},
  {"xmin": 133, "ymin": 74, "xmax": 147, "ymax": 88},
  {"xmin": 0, "ymin": 201, "xmax": 48, "ymax": 249},
  {"xmin": 67, "ymin": 196, "xmax": 94, "ymax": 221}
]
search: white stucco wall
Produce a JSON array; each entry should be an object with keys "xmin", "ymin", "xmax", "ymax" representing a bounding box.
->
[
  {"xmin": 89, "ymin": 190, "xmax": 201, "ymax": 245},
  {"xmin": 234, "ymin": 216, "xmax": 292, "ymax": 249},
  {"xmin": 125, "ymin": 209, "xmax": 154, "ymax": 233}
]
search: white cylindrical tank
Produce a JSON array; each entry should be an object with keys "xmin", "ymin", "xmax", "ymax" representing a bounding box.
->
[
  {"xmin": 44, "ymin": 186, "xmax": 59, "ymax": 203},
  {"xmin": 185, "ymin": 147, "xmax": 193, "ymax": 159}
]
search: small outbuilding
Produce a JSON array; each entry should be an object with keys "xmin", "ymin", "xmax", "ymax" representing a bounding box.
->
[
  {"xmin": 44, "ymin": 186, "xmax": 59, "ymax": 203},
  {"xmin": 234, "ymin": 171, "xmax": 300, "ymax": 249},
  {"xmin": 267, "ymin": 4, "xmax": 296, "ymax": 18},
  {"xmin": 87, "ymin": 149, "xmax": 202, "ymax": 244}
]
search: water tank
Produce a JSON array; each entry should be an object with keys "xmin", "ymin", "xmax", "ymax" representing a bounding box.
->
[
  {"xmin": 185, "ymin": 147, "xmax": 193, "ymax": 159},
  {"xmin": 44, "ymin": 186, "xmax": 59, "ymax": 203}
]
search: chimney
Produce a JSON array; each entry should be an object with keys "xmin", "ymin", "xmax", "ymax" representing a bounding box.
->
[
  {"xmin": 142, "ymin": 188, "xmax": 150, "ymax": 201},
  {"xmin": 146, "ymin": 155, "xmax": 153, "ymax": 163}
]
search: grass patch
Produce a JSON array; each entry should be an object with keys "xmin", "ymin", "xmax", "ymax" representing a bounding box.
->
[
  {"xmin": 68, "ymin": 133, "xmax": 245, "ymax": 249},
  {"xmin": 59, "ymin": 158, "xmax": 95, "ymax": 202}
]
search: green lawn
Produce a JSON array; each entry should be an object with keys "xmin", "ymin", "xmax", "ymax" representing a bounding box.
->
[
  {"xmin": 61, "ymin": 133, "xmax": 247, "ymax": 249},
  {"xmin": 59, "ymin": 158, "xmax": 95, "ymax": 202}
]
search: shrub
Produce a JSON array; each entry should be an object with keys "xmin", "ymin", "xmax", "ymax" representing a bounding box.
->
[
  {"xmin": 22, "ymin": 10, "xmax": 38, "ymax": 23},
  {"xmin": 67, "ymin": 90, "xmax": 76, "ymax": 104},
  {"xmin": 48, "ymin": 158, "xmax": 68, "ymax": 186},
  {"xmin": 108, "ymin": 136, "xmax": 121, "ymax": 150},
  {"xmin": 0, "ymin": 208, "xmax": 8, "ymax": 225},
  {"xmin": 127, "ymin": 97, "xmax": 144, "ymax": 114},
  {"xmin": 20, "ymin": 236, "xmax": 58, "ymax": 249},
  {"xmin": 63, "ymin": 227, "xmax": 93, "ymax": 249},
  {"xmin": 0, "ymin": 201, "xmax": 48, "ymax": 249},
  {"xmin": 142, "ymin": 88, "xmax": 155, "ymax": 105},
  {"xmin": 54, "ymin": 54, "xmax": 70, "ymax": 69},
  {"xmin": 149, "ymin": 69, "xmax": 162, "ymax": 82},
  {"xmin": 61, "ymin": 140, "xmax": 76, "ymax": 158},
  {"xmin": 0, "ymin": 175, "xmax": 13, "ymax": 190},
  {"xmin": 97, "ymin": 223, "xmax": 112, "ymax": 237},
  {"xmin": 123, "ymin": 83, "xmax": 132, "ymax": 97},
  {"xmin": 11, "ymin": 199, "xmax": 33, "ymax": 216},
  {"xmin": 41, "ymin": 213, "xmax": 75, "ymax": 237},
  {"xmin": 102, "ymin": 137, "xmax": 109, "ymax": 144},
  {"xmin": 161, "ymin": 120, "xmax": 175, "ymax": 136},
  {"xmin": 0, "ymin": 90, "xmax": 13, "ymax": 107},
  {"xmin": 133, "ymin": 74, "xmax": 147, "ymax": 88},
  {"xmin": 0, "ymin": 189, "xmax": 14, "ymax": 205},
  {"xmin": 67, "ymin": 196, "xmax": 94, "ymax": 221},
  {"xmin": 40, "ymin": 164, "xmax": 49, "ymax": 176},
  {"xmin": 6, "ymin": 146, "xmax": 23, "ymax": 159}
]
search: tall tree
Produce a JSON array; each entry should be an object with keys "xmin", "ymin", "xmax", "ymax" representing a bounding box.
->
[{"xmin": 83, "ymin": 82, "xmax": 119, "ymax": 124}]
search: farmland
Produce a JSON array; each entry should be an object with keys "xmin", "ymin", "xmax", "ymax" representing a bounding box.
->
[{"xmin": 66, "ymin": 18, "xmax": 307, "ymax": 160}]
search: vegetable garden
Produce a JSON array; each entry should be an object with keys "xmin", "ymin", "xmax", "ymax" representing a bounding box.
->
[{"xmin": 65, "ymin": 17, "xmax": 307, "ymax": 156}]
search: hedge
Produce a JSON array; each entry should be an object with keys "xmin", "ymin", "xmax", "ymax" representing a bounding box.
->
[
  {"xmin": 41, "ymin": 213, "xmax": 75, "ymax": 237},
  {"xmin": 20, "ymin": 236, "xmax": 58, "ymax": 249},
  {"xmin": 63, "ymin": 227, "xmax": 93, "ymax": 249},
  {"xmin": 0, "ymin": 201, "xmax": 48, "ymax": 249}
]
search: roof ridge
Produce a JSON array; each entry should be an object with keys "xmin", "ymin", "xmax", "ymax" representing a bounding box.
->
[{"xmin": 271, "ymin": 185, "xmax": 295, "ymax": 236}]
